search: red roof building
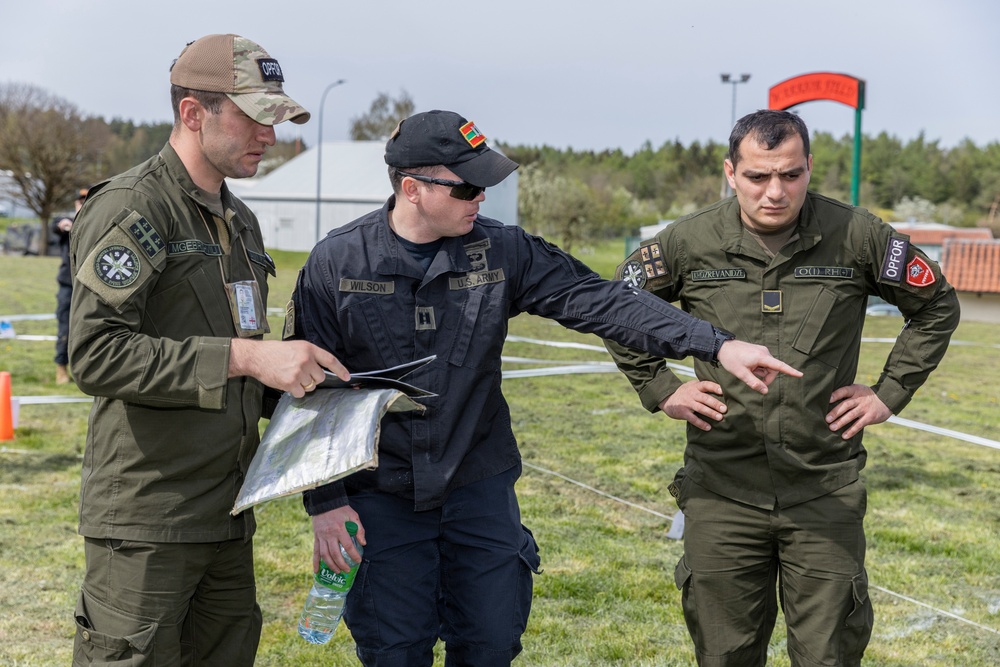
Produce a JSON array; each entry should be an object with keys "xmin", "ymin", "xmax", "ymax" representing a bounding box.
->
[
  {"xmin": 940, "ymin": 239, "xmax": 1000, "ymax": 294},
  {"xmin": 889, "ymin": 222, "xmax": 992, "ymax": 262},
  {"xmin": 887, "ymin": 222, "xmax": 999, "ymax": 323},
  {"xmin": 940, "ymin": 238, "xmax": 1000, "ymax": 323}
]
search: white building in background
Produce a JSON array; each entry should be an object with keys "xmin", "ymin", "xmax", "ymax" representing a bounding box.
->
[
  {"xmin": 228, "ymin": 141, "xmax": 519, "ymax": 252},
  {"xmin": 0, "ymin": 170, "xmax": 36, "ymax": 218}
]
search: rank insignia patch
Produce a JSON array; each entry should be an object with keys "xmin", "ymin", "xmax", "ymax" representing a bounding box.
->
[
  {"xmin": 95, "ymin": 245, "xmax": 141, "ymax": 288},
  {"xmin": 905, "ymin": 256, "xmax": 936, "ymax": 287},
  {"xmin": 415, "ymin": 306, "xmax": 436, "ymax": 330},
  {"xmin": 127, "ymin": 216, "xmax": 165, "ymax": 258},
  {"xmin": 762, "ymin": 290, "xmax": 783, "ymax": 313}
]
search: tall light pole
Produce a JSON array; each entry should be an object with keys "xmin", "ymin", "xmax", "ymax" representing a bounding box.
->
[
  {"xmin": 315, "ymin": 79, "xmax": 346, "ymax": 244},
  {"xmin": 720, "ymin": 73, "xmax": 751, "ymax": 197},
  {"xmin": 721, "ymin": 73, "xmax": 751, "ymax": 129}
]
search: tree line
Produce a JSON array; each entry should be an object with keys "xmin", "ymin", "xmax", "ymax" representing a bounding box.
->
[
  {"xmin": 505, "ymin": 132, "xmax": 1000, "ymax": 252},
  {"xmin": 3, "ymin": 83, "xmax": 998, "ymax": 257}
]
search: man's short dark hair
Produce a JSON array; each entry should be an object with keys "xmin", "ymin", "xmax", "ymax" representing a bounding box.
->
[
  {"xmin": 387, "ymin": 165, "xmax": 445, "ymax": 195},
  {"xmin": 729, "ymin": 110, "xmax": 810, "ymax": 167},
  {"xmin": 170, "ymin": 85, "xmax": 228, "ymax": 125}
]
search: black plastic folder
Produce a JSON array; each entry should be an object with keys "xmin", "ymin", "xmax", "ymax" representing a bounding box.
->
[{"xmin": 318, "ymin": 355, "xmax": 437, "ymax": 397}]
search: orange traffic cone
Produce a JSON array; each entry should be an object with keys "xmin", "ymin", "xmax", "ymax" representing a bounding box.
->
[{"xmin": 0, "ymin": 371, "xmax": 13, "ymax": 441}]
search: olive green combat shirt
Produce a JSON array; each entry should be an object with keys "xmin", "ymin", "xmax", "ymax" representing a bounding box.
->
[
  {"xmin": 607, "ymin": 193, "xmax": 960, "ymax": 510},
  {"xmin": 69, "ymin": 144, "xmax": 275, "ymax": 542}
]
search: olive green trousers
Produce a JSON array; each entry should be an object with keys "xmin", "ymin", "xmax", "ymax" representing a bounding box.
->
[
  {"xmin": 73, "ymin": 537, "xmax": 261, "ymax": 666},
  {"xmin": 673, "ymin": 477, "xmax": 873, "ymax": 667}
]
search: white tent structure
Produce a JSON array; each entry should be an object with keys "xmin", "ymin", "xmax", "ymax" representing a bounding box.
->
[
  {"xmin": 227, "ymin": 141, "xmax": 519, "ymax": 252},
  {"xmin": 0, "ymin": 170, "xmax": 37, "ymax": 218}
]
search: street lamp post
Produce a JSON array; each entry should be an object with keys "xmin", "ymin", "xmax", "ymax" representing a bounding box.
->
[
  {"xmin": 721, "ymin": 73, "xmax": 751, "ymax": 129},
  {"xmin": 720, "ymin": 73, "xmax": 751, "ymax": 197},
  {"xmin": 315, "ymin": 79, "xmax": 346, "ymax": 244}
]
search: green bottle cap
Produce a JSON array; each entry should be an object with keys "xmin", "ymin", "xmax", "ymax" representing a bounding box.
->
[{"xmin": 345, "ymin": 521, "xmax": 358, "ymax": 536}]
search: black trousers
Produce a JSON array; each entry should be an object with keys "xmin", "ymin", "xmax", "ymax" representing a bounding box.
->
[{"xmin": 55, "ymin": 283, "xmax": 72, "ymax": 365}]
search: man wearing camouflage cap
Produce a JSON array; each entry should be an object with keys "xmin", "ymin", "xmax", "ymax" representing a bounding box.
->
[{"xmin": 69, "ymin": 34, "xmax": 348, "ymax": 666}]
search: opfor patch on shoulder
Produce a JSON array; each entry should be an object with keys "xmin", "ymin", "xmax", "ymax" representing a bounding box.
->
[{"xmin": 879, "ymin": 236, "xmax": 909, "ymax": 284}]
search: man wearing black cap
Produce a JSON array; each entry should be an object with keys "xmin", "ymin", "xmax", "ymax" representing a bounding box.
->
[
  {"xmin": 288, "ymin": 110, "xmax": 800, "ymax": 666},
  {"xmin": 68, "ymin": 34, "xmax": 348, "ymax": 666}
]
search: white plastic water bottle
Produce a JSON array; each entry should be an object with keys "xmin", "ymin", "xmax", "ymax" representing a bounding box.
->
[{"xmin": 297, "ymin": 521, "xmax": 363, "ymax": 644}]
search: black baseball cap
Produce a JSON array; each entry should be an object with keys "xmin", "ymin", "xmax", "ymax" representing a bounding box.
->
[{"xmin": 384, "ymin": 110, "xmax": 518, "ymax": 187}]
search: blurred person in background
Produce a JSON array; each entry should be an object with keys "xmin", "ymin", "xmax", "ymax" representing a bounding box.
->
[{"xmin": 51, "ymin": 186, "xmax": 88, "ymax": 384}]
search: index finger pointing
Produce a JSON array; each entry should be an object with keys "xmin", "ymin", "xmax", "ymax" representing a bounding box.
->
[{"xmin": 761, "ymin": 359, "xmax": 802, "ymax": 378}]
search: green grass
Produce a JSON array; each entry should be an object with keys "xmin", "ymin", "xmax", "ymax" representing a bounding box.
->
[{"xmin": 1, "ymin": 239, "xmax": 999, "ymax": 666}]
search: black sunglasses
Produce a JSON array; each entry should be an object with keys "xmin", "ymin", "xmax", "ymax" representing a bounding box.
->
[{"xmin": 399, "ymin": 172, "xmax": 485, "ymax": 201}]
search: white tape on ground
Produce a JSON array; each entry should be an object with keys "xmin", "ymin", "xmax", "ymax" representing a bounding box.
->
[
  {"xmin": 504, "ymin": 338, "xmax": 1000, "ymax": 451},
  {"xmin": 15, "ymin": 396, "xmax": 92, "ymax": 404},
  {"xmin": 522, "ymin": 460, "xmax": 1000, "ymax": 636},
  {"xmin": 510, "ymin": 337, "xmax": 1000, "ymax": 636},
  {"xmin": 871, "ymin": 586, "xmax": 1000, "ymax": 635},
  {"xmin": 8, "ymin": 336, "xmax": 997, "ymax": 635}
]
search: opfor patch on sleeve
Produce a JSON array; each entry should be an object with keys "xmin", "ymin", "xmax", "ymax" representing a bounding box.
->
[
  {"xmin": 879, "ymin": 236, "xmax": 910, "ymax": 284},
  {"xmin": 75, "ymin": 208, "xmax": 165, "ymax": 313},
  {"xmin": 616, "ymin": 241, "xmax": 670, "ymax": 291}
]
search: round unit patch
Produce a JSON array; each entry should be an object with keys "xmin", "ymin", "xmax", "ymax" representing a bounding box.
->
[
  {"xmin": 95, "ymin": 244, "xmax": 141, "ymax": 288},
  {"xmin": 621, "ymin": 259, "xmax": 647, "ymax": 289}
]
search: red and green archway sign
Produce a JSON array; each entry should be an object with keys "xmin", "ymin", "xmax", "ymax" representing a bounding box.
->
[{"xmin": 768, "ymin": 72, "xmax": 866, "ymax": 205}]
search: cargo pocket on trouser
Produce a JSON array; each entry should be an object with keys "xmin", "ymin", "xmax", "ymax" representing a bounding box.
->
[
  {"xmin": 73, "ymin": 589, "xmax": 158, "ymax": 666},
  {"xmin": 840, "ymin": 569, "xmax": 874, "ymax": 665},
  {"xmin": 512, "ymin": 525, "xmax": 542, "ymax": 643},
  {"xmin": 673, "ymin": 557, "xmax": 701, "ymax": 648}
]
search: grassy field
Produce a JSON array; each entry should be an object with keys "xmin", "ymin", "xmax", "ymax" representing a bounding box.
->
[{"xmin": 1, "ymin": 238, "xmax": 998, "ymax": 666}]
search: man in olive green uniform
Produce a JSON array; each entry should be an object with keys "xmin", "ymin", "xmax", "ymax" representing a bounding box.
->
[
  {"xmin": 607, "ymin": 110, "xmax": 959, "ymax": 667},
  {"xmin": 69, "ymin": 34, "xmax": 348, "ymax": 666}
]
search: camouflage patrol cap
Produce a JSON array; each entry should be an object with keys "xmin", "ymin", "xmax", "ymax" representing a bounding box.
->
[{"xmin": 169, "ymin": 34, "xmax": 310, "ymax": 126}]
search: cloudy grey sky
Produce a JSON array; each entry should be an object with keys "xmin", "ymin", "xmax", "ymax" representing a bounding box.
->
[{"xmin": 4, "ymin": 0, "xmax": 997, "ymax": 153}]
